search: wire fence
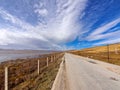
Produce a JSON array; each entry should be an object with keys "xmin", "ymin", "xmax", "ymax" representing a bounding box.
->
[{"xmin": 0, "ymin": 52, "xmax": 64, "ymax": 90}]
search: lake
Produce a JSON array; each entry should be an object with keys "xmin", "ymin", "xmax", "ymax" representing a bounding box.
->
[{"xmin": 0, "ymin": 50, "xmax": 53, "ymax": 63}]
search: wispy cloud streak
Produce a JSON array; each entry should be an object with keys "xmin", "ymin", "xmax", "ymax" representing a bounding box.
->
[{"xmin": 0, "ymin": 0, "xmax": 88, "ymax": 50}]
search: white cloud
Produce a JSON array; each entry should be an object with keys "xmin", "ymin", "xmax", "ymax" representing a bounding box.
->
[
  {"xmin": 1, "ymin": 0, "xmax": 119, "ymax": 50},
  {"xmin": 86, "ymin": 30, "xmax": 120, "ymax": 41},
  {"xmin": 0, "ymin": 8, "xmax": 35, "ymax": 31},
  {"xmin": 0, "ymin": 0, "xmax": 88, "ymax": 50},
  {"xmin": 34, "ymin": 2, "xmax": 48, "ymax": 17},
  {"xmin": 35, "ymin": 8, "xmax": 48, "ymax": 17},
  {"xmin": 94, "ymin": 38, "xmax": 120, "ymax": 46},
  {"xmin": 38, "ymin": 0, "xmax": 88, "ymax": 44},
  {"xmin": 90, "ymin": 18, "xmax": 120, "ymax": 36},
  {"xmin": 85, "ymin": 18, "xmax": 120, "ymax": 41},
  {"xmin": 82, "ymin": 18, "xmax": 120, "ymax": 46}
]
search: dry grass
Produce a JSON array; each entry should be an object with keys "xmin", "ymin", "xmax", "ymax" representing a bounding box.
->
[
  {"xmin": 0, "ymin": 53, "xmax": 64, "ymax": 90},
  {"xmin": 70, "ymin": 43, "xmax": 120, "ymax": 66}
]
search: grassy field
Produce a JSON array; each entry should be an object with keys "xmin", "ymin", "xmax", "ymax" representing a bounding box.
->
[
  {"xmin": 70, "ymin": 43, "xmax": 120, "ymax": 65},
  {"xmin": 0, "ymin": 53, "xmax": 64, "ymax": 90}
]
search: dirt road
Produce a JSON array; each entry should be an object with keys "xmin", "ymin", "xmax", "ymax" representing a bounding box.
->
[{"xmin": 52, "ymin": 53, "xmax": 120, "ymax": 90}]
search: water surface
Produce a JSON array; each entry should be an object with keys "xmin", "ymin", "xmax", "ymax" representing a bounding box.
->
[{"xmin": 0, "ymin": 50, "xmax": 53, "ymax": 63}]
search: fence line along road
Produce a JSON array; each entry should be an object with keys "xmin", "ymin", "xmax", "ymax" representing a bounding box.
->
[{"xmin": 3, "ymin": 53, "xmax": 64, "ymax": 90}]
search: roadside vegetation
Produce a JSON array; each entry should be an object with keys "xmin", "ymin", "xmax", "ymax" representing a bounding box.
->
[
  {"xmin": 0, "ymin": 53, "xmax": 64, "ymax": 90},
  {"xmin": 70, "ymin": 43, "xmax": 120, "ymax": 66}
]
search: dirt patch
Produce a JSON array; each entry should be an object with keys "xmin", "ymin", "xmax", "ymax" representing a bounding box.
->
[
  {"xmin": 88, "ymin": 61, "xmax": 97, "ymax": 64},
  {"xmin": 110, "ymin": 77, "xmax": 119, "ymax": 81}
]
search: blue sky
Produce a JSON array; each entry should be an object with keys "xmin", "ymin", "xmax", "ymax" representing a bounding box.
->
[{"xmin": 0, "ymin": 0, "xmax": 120, "ymax": 50}]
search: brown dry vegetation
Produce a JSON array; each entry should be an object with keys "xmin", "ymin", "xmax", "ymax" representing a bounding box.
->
[
  {"xmin": 0, "ymin": 52, "xmax": 64, "ymax": 90},
  {"xmin": 70, "ymin": 43, "xmax": 120, "ymax": 65}
]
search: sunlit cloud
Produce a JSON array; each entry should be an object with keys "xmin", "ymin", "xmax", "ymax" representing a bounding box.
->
[
  {"xmin": 0, "ymin": 0, "xmax": 120, "ymax": 50},
  {"xmin": 0, "ymin": 0, "xmax": 88, "ymax": 50}
]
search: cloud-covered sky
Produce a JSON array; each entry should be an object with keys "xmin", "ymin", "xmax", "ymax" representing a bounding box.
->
[{"xmin": 0, "ymin": 0, "xmax": 120, "ymax": 50}]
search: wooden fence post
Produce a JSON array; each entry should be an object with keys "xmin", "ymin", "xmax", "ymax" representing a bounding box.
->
[
  {"xmin": 47, "ymin": 57, "xmax": 49, "ymax": 67},
  {"xmin": 54, "ymin": 55, "xmax": 55, "ymax": 61},
  {"xmin": 51, "ymin": 56, "xmax": 53, "ymax": 62},
  {"xmin": 5, "ymin": 67, "xmax": 8, "ymax": 90},
  {"xmin": 38, "ymin": 60, "xmax": 40, "ymax": 75}
]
